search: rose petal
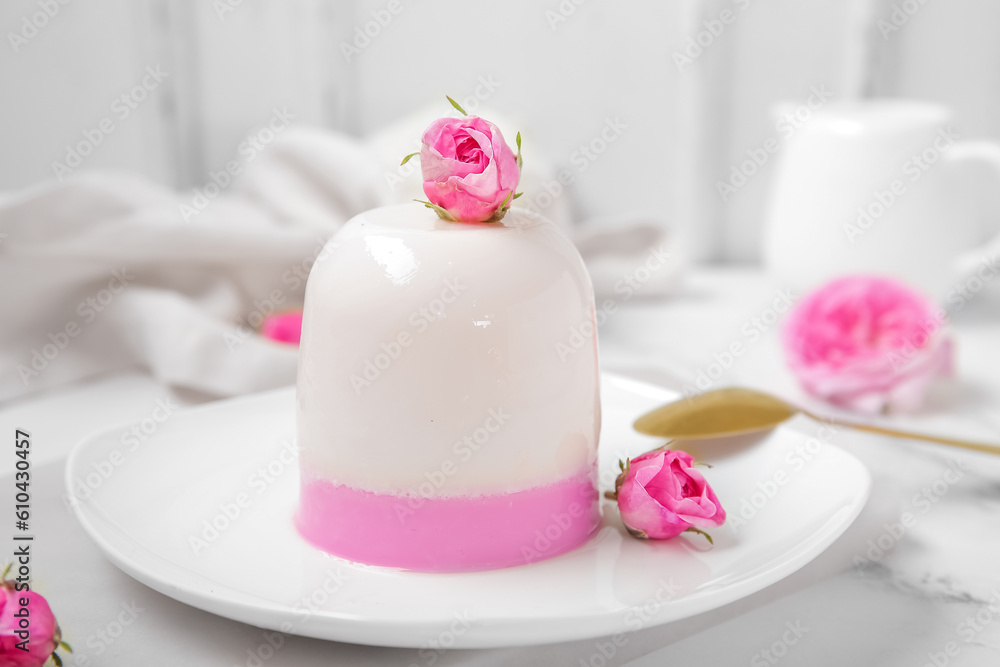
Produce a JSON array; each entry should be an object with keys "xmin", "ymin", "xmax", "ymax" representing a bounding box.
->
[
  {"xmin": 418, "ymin": 115, "xmax": 520, "ymax": 222},
  {"xmin": 616, "ymin": 448, "xmax": 726, "ymax": 539},
  {"xmin": 782, "ymin": 275, "xmax": 949, "ymax": 414},
  {"xmin": 261, "ymin": 312, "xmax": 303, "ymax": 345}
]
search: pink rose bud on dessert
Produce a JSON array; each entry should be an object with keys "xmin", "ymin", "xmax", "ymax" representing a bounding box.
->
[
  {"xmin": 782, "ymin": 275, "xmax": 953, "ymax": 415},
  {"xmin": 0, "ymin": 566, "xmax": 70, "ymax": 666},
  {"xmin": 413, "ymin": 97, "xmax": 521, "ymax": 223},
  {"xmin": 608, "ymin": 448, "xmax": 726, "ymax": 542},
  {"xmin": 261, "ymin": 311, "xmax": 303, "ymax": 345}
]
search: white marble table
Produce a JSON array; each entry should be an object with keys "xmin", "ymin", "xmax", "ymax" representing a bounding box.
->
[{"xmin": 2, "ymin": 267, "xmax": 999, "ymax": 666}]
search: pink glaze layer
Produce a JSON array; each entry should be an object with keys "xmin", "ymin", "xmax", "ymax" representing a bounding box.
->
[{"xmin": 295, "ymin": 471, "xmax": 601, "ymax": 572}]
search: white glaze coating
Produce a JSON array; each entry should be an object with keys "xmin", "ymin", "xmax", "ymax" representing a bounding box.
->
[{"xmin": 296, "ymin": 203, "xmax": 600, "ymax": 496}]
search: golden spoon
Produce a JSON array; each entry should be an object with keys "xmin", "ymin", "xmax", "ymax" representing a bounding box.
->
[{"xmin": 633, "ymin": 387, "xmax": 1000, "ymax": 457}]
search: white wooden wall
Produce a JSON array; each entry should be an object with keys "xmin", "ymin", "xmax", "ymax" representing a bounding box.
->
[{"xmin": 2, "ymin": 0, "xmax": 999, "ymax": 260}]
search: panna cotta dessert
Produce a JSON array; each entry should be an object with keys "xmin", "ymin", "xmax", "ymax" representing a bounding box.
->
[{"xmin": 294, "ymin": 202, "xmax": 601, "ymax": 571}]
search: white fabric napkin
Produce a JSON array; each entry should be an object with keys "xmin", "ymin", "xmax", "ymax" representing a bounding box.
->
[{"xmin": 1, "ymin": 120, "xmax": 681, "ymax": 403}]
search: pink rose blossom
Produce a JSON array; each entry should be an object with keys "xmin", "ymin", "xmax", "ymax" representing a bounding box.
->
[
  {"xmin": 420, "ymin": 115, "xmax": 520, "ymax": 223},
  {"xmin": 782, "ymin": 275, "xmax": 953, "ymax": 415},
  {"xmin": 0, "ymin": 570, "xmax": 67, "ymax": 667},
  {"xmin": 261, "ymin": 311, "xmax": 303, "ymax": 345},
  {"xmin": 613, "ymin": 448, "xmax": 726, "ymax": 540}
]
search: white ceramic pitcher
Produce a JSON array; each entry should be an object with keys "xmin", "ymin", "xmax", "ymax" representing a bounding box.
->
[{"xmin": 762, "ymin": 99, "xmax": 1000, "ymax": 300}]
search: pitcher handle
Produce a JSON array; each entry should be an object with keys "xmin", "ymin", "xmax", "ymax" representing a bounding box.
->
[{"xmin": 945, "ymin": 141, "xmax": 1000, "ymax": 277}]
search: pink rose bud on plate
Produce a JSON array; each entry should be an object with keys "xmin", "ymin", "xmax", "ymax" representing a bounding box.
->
[
  {"xmin": 412, "ymin": 97, "xmax": 521, "ymax": 223},
  {"xmin": 782, "ymin": 275, "xmax": 953, "ymax": 415},
  {"xmin": 0, "ymin": 566, "xmax": 70, "ymax": 666},
  {"xmin": 608, "ymin": 448, "xmax": 726, "ymax": 542},
  {"xmin": 261, "ymin": 311, "xmax": 303, "ymax": 346}
]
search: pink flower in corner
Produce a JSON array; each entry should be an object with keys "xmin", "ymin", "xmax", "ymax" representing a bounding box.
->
[
  {"xmin": 611, "ymin": 449, "xmax": 726, "ymax": 541},
  {"xmin": 782, "ymin": 275, "xmax": 953, "ymax": 415},
  {"xmin": 419, "ymin": 114, "xmax": 520, "ymax": 223},
  {"xmin": 261, "ymin": 311, "xmax": 303, "ymax": 345},
  {"xmin": 0, "ymin": 567, "xmax": 69, "ymax": 667}
]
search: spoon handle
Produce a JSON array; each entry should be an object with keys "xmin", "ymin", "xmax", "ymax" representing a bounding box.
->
[{"xmin": 803, "ymin": 411, "xmax": 1000, "ymax": 456}]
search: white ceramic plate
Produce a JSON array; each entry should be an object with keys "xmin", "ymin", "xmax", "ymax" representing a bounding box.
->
[{"xmin": 66, "ymin": 373, "xmax": 870, "ymax": 649}]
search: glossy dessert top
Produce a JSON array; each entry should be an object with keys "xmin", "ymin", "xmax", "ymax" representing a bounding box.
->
[{"xmin": 296, "ymin": 203, "xmax": 601, "ymax": 495}]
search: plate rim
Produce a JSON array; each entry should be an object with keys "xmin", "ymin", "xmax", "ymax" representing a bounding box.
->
[{"xmin": 65, "ymin": 372, "xmax": 872, "ymax": 648}]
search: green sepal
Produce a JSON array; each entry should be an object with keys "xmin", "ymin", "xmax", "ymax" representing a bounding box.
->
[
  {"xmin": 414, "ymin": 199, "xmax": 456, "ymax": 222},
  {"xmin": 446, "ymin": 95, "xmax": 467, "ymax": 115},
  {"xmin": 685, "ymin": 526, "xmax": 714, "ymax": 545}
]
